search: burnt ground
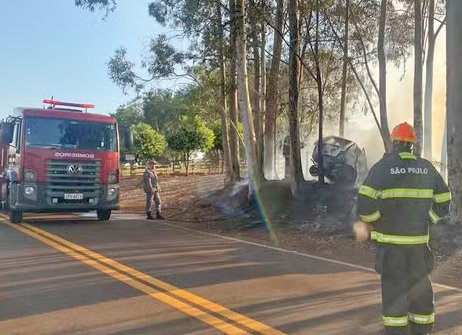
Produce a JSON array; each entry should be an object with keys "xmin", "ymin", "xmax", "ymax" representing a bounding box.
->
[{"xmin": 119, "ymin": 174, "xmax": 462, "ymax": 288}]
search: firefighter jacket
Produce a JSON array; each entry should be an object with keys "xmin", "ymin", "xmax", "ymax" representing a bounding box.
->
[{"xmin": 358, "ymin": 150, "xmax": 451, "ymax": 245}]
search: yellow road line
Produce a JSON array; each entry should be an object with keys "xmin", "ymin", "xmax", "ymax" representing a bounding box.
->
[
  {"xmin": 1, "ymin": 220, "xmax": 247, "ymax": 334},
  {"xmin": 22, "ymin": 222, "xmax": 287, "ymax": 335},
  {"xmin": 1, "ymin": 216, "xmax": 287, "ymax": 335}
]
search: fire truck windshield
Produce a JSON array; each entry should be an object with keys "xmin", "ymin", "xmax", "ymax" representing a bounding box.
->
[{"xmin": 25, "ymin": 117, "xmax": 117, "ymax": 151}]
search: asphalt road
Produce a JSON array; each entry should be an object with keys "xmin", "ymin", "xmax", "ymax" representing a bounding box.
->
[{"xmin": 1, "ymin": 213, "xmax": 461, "ymax": 335}]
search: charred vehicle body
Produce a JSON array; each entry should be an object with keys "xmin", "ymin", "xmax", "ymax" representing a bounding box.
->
[
  {"xmin": 309, "ymin": 136, "xmax": 368, "ymax": 187},
  {"xmin": 0, "ymin": 100, "xmax": 120, "ymax": 223}
]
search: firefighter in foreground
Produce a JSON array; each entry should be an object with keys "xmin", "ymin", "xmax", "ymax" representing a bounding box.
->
[
  {"xmin": 357, "ymin": 123, "xmax": 451, "ymax": 335},
  {"xmin": 143, "ymin": 160, "xmax": 165, "ymax": 220}
]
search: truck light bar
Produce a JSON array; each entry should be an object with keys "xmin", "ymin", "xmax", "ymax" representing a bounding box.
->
[{"xmin": 43, "ymin": 99, "xmax": 95, "ymax": 109}]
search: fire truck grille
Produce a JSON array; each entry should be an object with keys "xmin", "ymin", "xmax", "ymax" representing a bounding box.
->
[{"xmin": 46, "ymin": 160, "xmax": 101, "ymax": 199}]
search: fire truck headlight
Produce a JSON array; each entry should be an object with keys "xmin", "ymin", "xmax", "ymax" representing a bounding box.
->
[
  {"xmin": 108, "ymin": 172, "xmax": 118, "ymax": 184},
  {"xmin": 24, "ymin": 186, "xmax": 35, "ymax": 196},
  {"xmin": 24, "ymin": 170, "xmax": 37, "ymax": 182},
  {"xmin": 107, "ymin": 187, "xmax": 118, "ymax": 201}
]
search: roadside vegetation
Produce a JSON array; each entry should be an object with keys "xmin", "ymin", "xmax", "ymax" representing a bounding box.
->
[
  {"xmin": 74, "ymin": 1, "xmax": 461, "ymax": 227},
  {"xmin": 69, "ymin": 0, "xmax": 462, "ymax": 288}
]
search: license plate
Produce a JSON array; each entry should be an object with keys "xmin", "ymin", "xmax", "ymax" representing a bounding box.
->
[{"xmin": 64, "ymin": 193, "xmax": 84, "ymax": 200}]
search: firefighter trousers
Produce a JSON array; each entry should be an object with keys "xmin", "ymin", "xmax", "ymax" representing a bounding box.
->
[{"xmin": 375, "ymin": 244, "xmax": 435, "ymax": 335}]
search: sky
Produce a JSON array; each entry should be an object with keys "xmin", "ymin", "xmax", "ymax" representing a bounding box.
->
[{"xmin": 0, "ymin": 0, "xmax": 174, "ymax": 120}]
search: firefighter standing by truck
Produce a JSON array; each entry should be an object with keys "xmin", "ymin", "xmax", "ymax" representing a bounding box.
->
[
  {"xmin": 143, "ymin": 160, "xmax": 165, "ymax": 220},
  {"xmin": 357, "ymin": 123, "xmax": 451, "ymax": 335}
]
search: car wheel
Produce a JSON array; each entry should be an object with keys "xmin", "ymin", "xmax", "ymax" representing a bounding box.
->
[
  {"xmin": 97, "ymin": 209, "xmax": 111, "ymax": 221},
  {"xmin": 9, "ymin": 210, "xmax": 23, "ymax": 224}
]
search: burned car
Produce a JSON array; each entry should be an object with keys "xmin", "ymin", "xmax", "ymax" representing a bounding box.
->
[{"xmin": 309, "ymin": 136, "xmax": 368, "ymax": 187}]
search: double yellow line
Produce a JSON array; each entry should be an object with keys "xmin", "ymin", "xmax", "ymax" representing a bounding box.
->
[{"xmin": 0, "ymin": 215, "xmax": 286, "ymax": 335}]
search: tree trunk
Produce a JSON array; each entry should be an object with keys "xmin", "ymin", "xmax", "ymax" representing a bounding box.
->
[
  {"xmin": 228, "ymin": 0, "xmax": 241, "ymax": 182},
  {"xmin": 185, "ymin": 153, "xmax": 190, "ymax": 176},
  {"xmin": 216, "ymin": 0, "xmax": 232, "ymax": 183},
  {"xmin": 258, "ymin": 21, "xmax": 266, "ymax": 179},
  {"xmin": 339, "ymin": 0, "xmax": 350, "ymax": 137},
  {"xmin": 423, "ymin": 0, "xmax": 435, "ymax": 160},
  {"xmin": 288, "ymin": 0, "xmax": 304, "ymax": 191},
  {"xmin": 414, "ymin": 0, "xmax": 424, "ymax": 156},
  {"xmin": 441, "ymin": 113, "xmax": 447, "ymax": 181},
  {"xmin": 315, "ymin": 3, "xmax": 325, "ymax": 184},
  {"xmin": 378, "ymin": 0, "xmax": 392, "ymax": 151},
  {"xmin": 235, "ymin": 0, "xmax": 261, "ymax": 197},
  {"xmin": 264, "ymin": 0, "xmax": 283, "ymax": 180},
  {"xmin": 447, "ymin": 0, "xmax": 462, "ymax": 218},
  {"xmin": 251, "ymin": 12, "xmax": 264, "ymax": 180}
]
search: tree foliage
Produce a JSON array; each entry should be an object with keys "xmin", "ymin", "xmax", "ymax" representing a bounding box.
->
[
  {"xmin": 210, "ymin": 122, "xmax": 223, "ymax": 152},
  {"xmin": 131, "ymin": 122, "xmax": 166, "ymax": 161},
  {"xmin": 181, "ymin": 67, "xmax": 222, "ymax": 124},
  {"xmin": 108, "ymin": 36, "xmax": 187, "ymax": 93},
  {"xmin": 111, "ymin": 99, "xmax": 144, "ymax": 130},
  {"xmin": 166, "ymin": 115, "xmax": 215, "ymax": 174},
  {"xmin": 74, "ymin": 0, "xmax": 116, "ymax": 12},
  {"xmin": 142, "ymin": 89, "xmax": 189, "ymax": 132},
  {"xmin": 104, "ymin": 0, "xmax": 225, "ymax": 94},
  {"xmin": 166, "ymin": 116, "xmax": 215, "ymax": 158},
  {"xmin": 107, "ymin": 48, "xmax": 140, "ymax": 93}
]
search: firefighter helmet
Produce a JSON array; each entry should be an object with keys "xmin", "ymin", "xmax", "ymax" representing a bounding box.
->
[{"xmin": 390, "ymin": 122, "xmax": 417, "ymax": 143}]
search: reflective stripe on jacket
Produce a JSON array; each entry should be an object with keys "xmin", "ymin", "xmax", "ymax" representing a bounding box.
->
[{"xmin": 358, "ymin": 151, "xmax": 451, "ymax": 245}]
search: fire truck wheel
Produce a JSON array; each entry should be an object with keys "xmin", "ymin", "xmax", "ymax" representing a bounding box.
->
[
  {"xmin": 97, "ymin": 209, "xmax": 111, "ymax": 221},
  {"xmin": 9, "ymin": 210, "xmax": 23, "ymax": 224}
]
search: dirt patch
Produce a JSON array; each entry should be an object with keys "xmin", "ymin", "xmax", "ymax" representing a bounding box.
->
[{"xmin": 119, "ymin": 174, "xmax": 225, "ymax": 218}]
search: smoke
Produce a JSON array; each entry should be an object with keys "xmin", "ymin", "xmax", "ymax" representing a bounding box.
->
[
  {"xmin": 345, "ymin": 29, "xmax": 447, "ymax": 166},
  {"xmin": 429, "ymin": 29, "xmax": 447, "ymax": 163},
  {"xmin": 265, "ymin": 30, "xmax": 447, "ymax": 177}
]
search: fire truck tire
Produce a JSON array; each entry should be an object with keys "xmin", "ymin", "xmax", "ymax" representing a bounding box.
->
[
  {"xmin": 97, "ymin": 209, "xmax": 111, "ymax": 221},
  {"xmin": 9, "ymin": 210, "xmax": 22, "ymax": 224}
]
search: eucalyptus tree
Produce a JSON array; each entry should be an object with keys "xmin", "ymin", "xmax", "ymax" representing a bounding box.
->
[
  {"xmin": 378, "ymin": 0, "xmax": 391, "ymax": 150},
  {"xmin": 339, "ymin": 0, "xmax": 350, "ymax": 137},
  {"xmin": 393, "ymin": 0, "xmax": 446, "ymax": 158},
  {"xmin": 329, "ymin": 0, "xmax": 413, "ymax": 150},
  {"xmin": 75, "ymin": 0, "xmax": 239, "ymax": 183},
  {"xmin": 228, "ymin": 0, "xmax": 241, "ymax": 182},
  {"xmin": 446, "ymin": 0, "xmax": 462, "ymax": 218},
  {"xmin": 288, "ymin": 0, "xmax": 304, "ymax": 190},
  {"xmin": 414, "ymin": 0, "xmax": 424, "ymax": 156},
  {"xmin": 264, "ymin": 0, "xmax": 284, "ymax": 180},
  {"xmin": 423, "ymin": 0, "xmax": 446, "ymax": 160},
  {"xmin": 248, "ymin": 0, "xmax": 269, "ymax": 177},
  {"xmin": 147, "ymin": 1, "xmax": 236, "ymax": 181},
  {"xmin": 235, "ymin": 0, "xmax": 262, "ymax": 197}
]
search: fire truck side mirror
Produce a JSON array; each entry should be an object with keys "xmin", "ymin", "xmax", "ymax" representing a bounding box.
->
[
  {"xmin": 124, "ymin": 129, "xmax": 134, "ymax": 151},
  {"xmin": 1, "ymin": 122, "xmax": 14, "ymax": 144}
]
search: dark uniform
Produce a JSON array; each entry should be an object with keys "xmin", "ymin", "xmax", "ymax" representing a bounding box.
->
[{"xmin": 358, "ymin": 150, "xmax": 451, "ymax": 335}]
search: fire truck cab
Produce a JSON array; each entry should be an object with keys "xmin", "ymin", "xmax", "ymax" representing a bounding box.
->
[{"xmin": 0, "ymin": 100, "xmax": 120, "ymax": 223}]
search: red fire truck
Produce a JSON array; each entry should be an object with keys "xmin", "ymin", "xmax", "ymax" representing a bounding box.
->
[{"xmin": 0, "ymin": 100, "xmax": 120, "ymax": 223}]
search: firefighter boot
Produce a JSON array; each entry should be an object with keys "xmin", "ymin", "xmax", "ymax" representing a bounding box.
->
[
  {"xmin": 156, "ymin": 212, "xmax": 165, "ymax": 220},
  {"xmin": 146, "ymin": 212, "xmax": 155, "ymax": 220}
]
